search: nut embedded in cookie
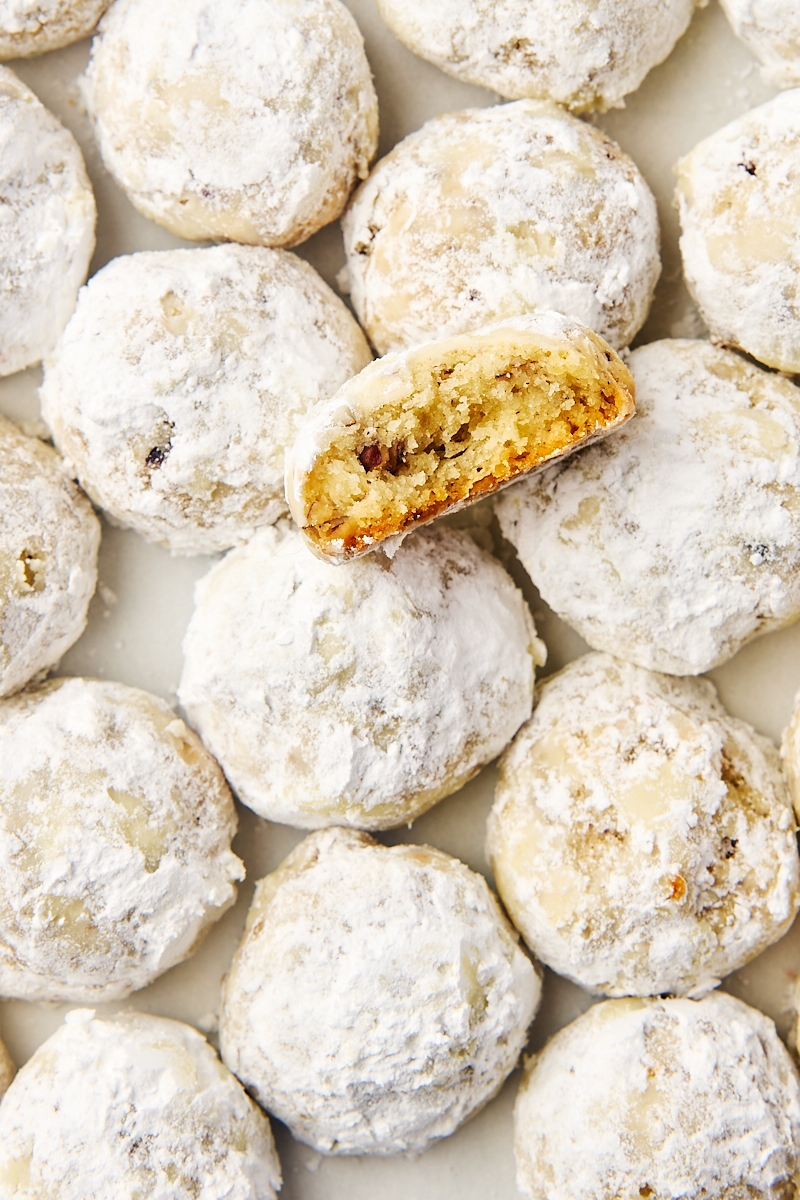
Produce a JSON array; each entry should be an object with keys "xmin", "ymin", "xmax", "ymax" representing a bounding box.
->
[{"xmin": 285, "ymin": 311, "xmax": 635, "ymax": 562}]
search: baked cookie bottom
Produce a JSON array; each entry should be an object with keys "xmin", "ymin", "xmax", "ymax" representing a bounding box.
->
[{"xmin": 287, "ymin": 314, "xmax": 634, "ymax": 560}]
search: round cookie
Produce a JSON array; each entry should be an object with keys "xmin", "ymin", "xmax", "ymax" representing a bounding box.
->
[
  {"xmin": 0, "ymin": 676, "xmax": 243, "ymax": 1001},
  {"xmin": 220, "ymin": 828, "xmax": 541, "ymax": 1156},
  {"xmin": 0, "ymin": 1009, "xmax": 281, "ymax": 1200},
  {"xmin": 0, "ymin": 415, "xmax": 99, "ymax": 700},
  {"xmin": 487, "ymin": 653, "xmax": 800, "ymax": 998},
  {"xmin": 495, "ymin": 338, "xmax": 800, "ymax": 675},
  {"xmin": 676, "ymin": 90, "xmax": 800, "ymax": 373},
  {"xmin": 341, "ymin": 100, "xmax": 660, "ymax": 356},
  {"xmin": 286, "ymin": 312, "xmax": 635, "ymax": 562},
  {"xmin": 0, "ymin": 1, "xmax": 110, "ymax": 58},
  {"xmin": 0, "ymin": 65, "xmax": 95, "ymax": 377},
  {"xmin": 514, "ymin": 992, "xmax": 800, "ymax": 1200},
  {"xmin": 719, "ymin": 0, "xmax": 800, "ymax": 87},
  {"xmin": 376, "ymin": 0, "xmax": 700, "ymax": 112},
  {"xmin": 81, "ymin": 0, "xmax": 378, "ymax": 246},
  {"xmin": 179, "ymin": 521, "xmax": 543, "ymax": 830},
  {"xmin": 40, "ymin": 244, "xmax": 372, "ymax": 555}
]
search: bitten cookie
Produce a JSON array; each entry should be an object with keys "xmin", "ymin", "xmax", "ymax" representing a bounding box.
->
[
  {"xmin": 0, "ymin": 415, "xmax": 99, "ymax": 699},
  {"xmin": 495, "ymin": 339, "xmax": 800, "ymax": 675},
  {"xmin": 0, "ymin": 1009, "xmax": 281, "ymax": 1200},
  {"xmin": 515, "ymin": 993, "xmax": 800, "ymax": 1200},
  {"xmin": 376, "ymin": 0, "xmax": 701, "ymax": 112},
  {"xmin": 0, "ymin": 0, "xmax": 110, "ymax": 58},
  {"xmin": 342, "ymin": 100, "xmax": 660, "ymax": 355},
  {"xmin": 220, "ymin": 828, "xmax": 541, "ymax": 1156},
  {"xmin": 719, "ymin": 0, "xmax": 800, "ymax": 87},
  {"xmin": 81, "ymin": 0, "xmax": 378, "ymax": 245},
  {"xmin": 0, "ymin": 677, "xmax": 243, "ymax": 1001},
  {"xmin": 40, "ymin": 244, "xmax": 371, "ymax": 555},
  {"xmin": 0, "ymin": 66, "xmax": 95, "ymax": 376},
  {"xmin": 286, "ymin": 312, "xmax": 635, "ymax": 562},
  {"xmin": 487, "ymin": 653, "xmax": 800, "ymax": 998},
  {"xmin": 179, "ymin": 521, "xmax": 543, "ymax": 830},
  {"xmin": 676, "ymin": 90, "xmax": 800, "ymax": 373}
]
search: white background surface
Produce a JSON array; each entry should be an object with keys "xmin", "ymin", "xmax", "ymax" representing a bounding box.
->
[{"xmin": 3, "ymin": 2, "xmax": 800, "ymax": 1196}]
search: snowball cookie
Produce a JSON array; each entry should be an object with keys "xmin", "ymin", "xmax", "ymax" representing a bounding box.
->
[
  {"xmin": 376, "ymin": 0, "xmax": 701, "ymax": 113},
  {"xmin": 0, "ymin": 676, "xmax": 244, "ymax": 1001},
  {"xmin": 286, "ymin": 312, "xmax": 635, "ymax": 563},
  {"xmin": 81, "ymin": 0, "xmax": 378, "ymax": 246},
  {"xmin": 40, "ymin": 244, "xmax": 372, "ymax": 555},
  {"xmin": 488, "ymin": 653, "xmax": 800, "ymax": 998},
  {"xmin": 514, "ymin": 992, "xmax": 800, "ymax": 1200},
  {"xmin": 0, "ymin": 66, "xmax": 95, "ymax": 377},
  {"xmin": 496, "ymin": 339, "xmax": 800, "ymax": 675},
  {"xmin": 676, "ymin": 90, "xmax": 800, "ymax": 374},
  {"xmin": 0, "ymin": 416, "xmax": 99, "ymax": 700},
  {"xmin": 179, "ymin": 521, "xmax": 543, "ymax": 830},
  {"xmin": 0, "ymin": 1009, "xmax": 281, "ymax": 1200},
  {"xmin": 719, "ymin": 0, "xmax": 800, "ymax": 87},
  {"xmin": 220, "ymin": 828, "xmax": 541, "ymax": 1156},
  {"xmin": 341, "ymin": 100, "xmax": 660, "ymax": 356},
  {"xmin": 0, "ymin": 0, "xmax": 110, "ymax": 58}
]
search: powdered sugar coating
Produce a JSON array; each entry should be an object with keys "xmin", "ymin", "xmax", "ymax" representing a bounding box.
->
[
  {"xmin": 341, "ymin": 100, "xmax": 660, "ymax": 356},
  {"xmin": 40, "ymin": 244, "xmax": 371, "ymax": 555},
  {"xmin": 0, "ymin": 415, "xmax": 99, "ymax": 700},
  {"xmin": 81, "ymin": 0, "xmax": 378, "ymax": 246},
  {"xmin": 0, "ymin": 1009, "xmax": 281, "ymax": 1200},
  {"xmin": 220, "ymin": 828, "xmax": 541, "ymax": 1156},
  {"xmin": 0, "ymin": 677, "xmax": 243, "ymax": 1001},
  {"xmin": 781, "ymin": 682, "xmax": 800, "ymax": 823},
  {"xmin": 676, "ymin": 90, "xmax": 800, "ymax": 373},
  {"xmin": 488, "ymin": 653, "xmax": 800, "ymax": 998},
  {"xmin": 0, "ymin": 66, "xmax": 95, "ymax": 377},
  {"xmin": 515, "ymin": 992, "xmax": 800, "ymax": 1200},
  {"xmin": 179, "ymin": 521, "xmax": 543, "ymax": 830},
  {"xmin": 495, "ymin": 339, "xmax": 800, "ymax": 675},
  {"xmin": 719, "ymin": 0, "xmax": 800, "ymax": 87},
  {"xmin": 376, "ymin": 0, "xmax": 701, "ymax": 112},
  {"xmin": 0, "ymin": 0, "xmax": 110, "ymax": 58}
]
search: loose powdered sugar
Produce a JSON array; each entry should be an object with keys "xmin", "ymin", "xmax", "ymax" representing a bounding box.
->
[
  {"xmin": 488, "ymin": 653, "xmax": 800, "ymax": 998},
  {"xmin": 495, "ymin": 338, "xmax": 800, "ymax": 675},
  {"xmin": 376, "ymin": 0, "xmax": 703, "ymax": 112},
  {"xmin": 0, "ymin": 1009, "xmax": 281, "ymax": 1200},
  {"xmin": 0, "ymin": 66, "xmax": 95, "ymax": 377},
  {"xmin": 179, "ymin": 521, "xmax": 544, "ymax": 830},
  {"xmin": 342, "ymin": 100, "xmax": 660, "ymax": 356},
  {"xmin": 40, "ymin": 244, "xmax": 371, "ymax": 555},
  {"xmin": 0, "ymin": 677, "xmax": 244, "ymax": 1001},
  {"xmin": 220, "ymin": 828, "xmax": 541, "ymax": 1156},
  {"xmin": 0, "ymin": 415, "xmax": 99, "ymax": 700},
  {"xmin": 0, "ymin": 0, "xmax": 110, "ymax": 58},
  {"xmin": 676, "ymin": 89, "xmax": 800, "ymax": 373},
  {"xmin": 81, "ymin": 0, "xmax": 378, "ymax": 246}
]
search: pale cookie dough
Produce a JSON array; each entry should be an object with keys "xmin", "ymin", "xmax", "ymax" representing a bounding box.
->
[
  {"xmin": 0, "ymin": 66, "xmax": 95, "ymax": 377},
  {"xmin": 488, "ymin": 653, "xmax": 800, "ymax": 998},
  {"xmin": 81, "ymin": 0, "xmax": 378, "ymax": 246},
  {"xmin": 0, "ymin": 415, "xmax": 99, "ymax": 700},
  {"xmin": 719, "ymin": 0, "xmax": 800, "ymax": 87},
  {"xmin": 376, "ymin": 0, "xmax": 702, "ymax": 112},
  {"xmin": 341, "ymin": 100, "xmax": 660, "ymax": 356},
  {"xmin": 286, "ymin": 312, "xmax": 635, "ymax": 562},
  {"xmin": 495, "ymin": 339, "xmax": 800, "ymax": 675},
  {"xmin": 179, "ymin": 522, "xmax": 543, "ymax": 830},
  {"xmin": 515, "ymin": 992, "xmax": 800, "ymax": 1200},
  {"xmin": 676, "ymin": 90, "xmax": 800, "ymax": 373},
  {"xmin": 0, "ymin": 1009, "xmax": 281, "ymax": 1200},
  {"xmin": 40, "ymin": 244, "xmax": 371, "ymax": 555},
  {"xmin": 0, "ymin": 0, "xmax": 110, "ymax": 58},
  {"xmin": 0, "ymin": 677, "xmax": 244, "ymax": 1001},
  {"xmin": 220, "ymin": 828, "xmax": 541, "ymax": 1156}
]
